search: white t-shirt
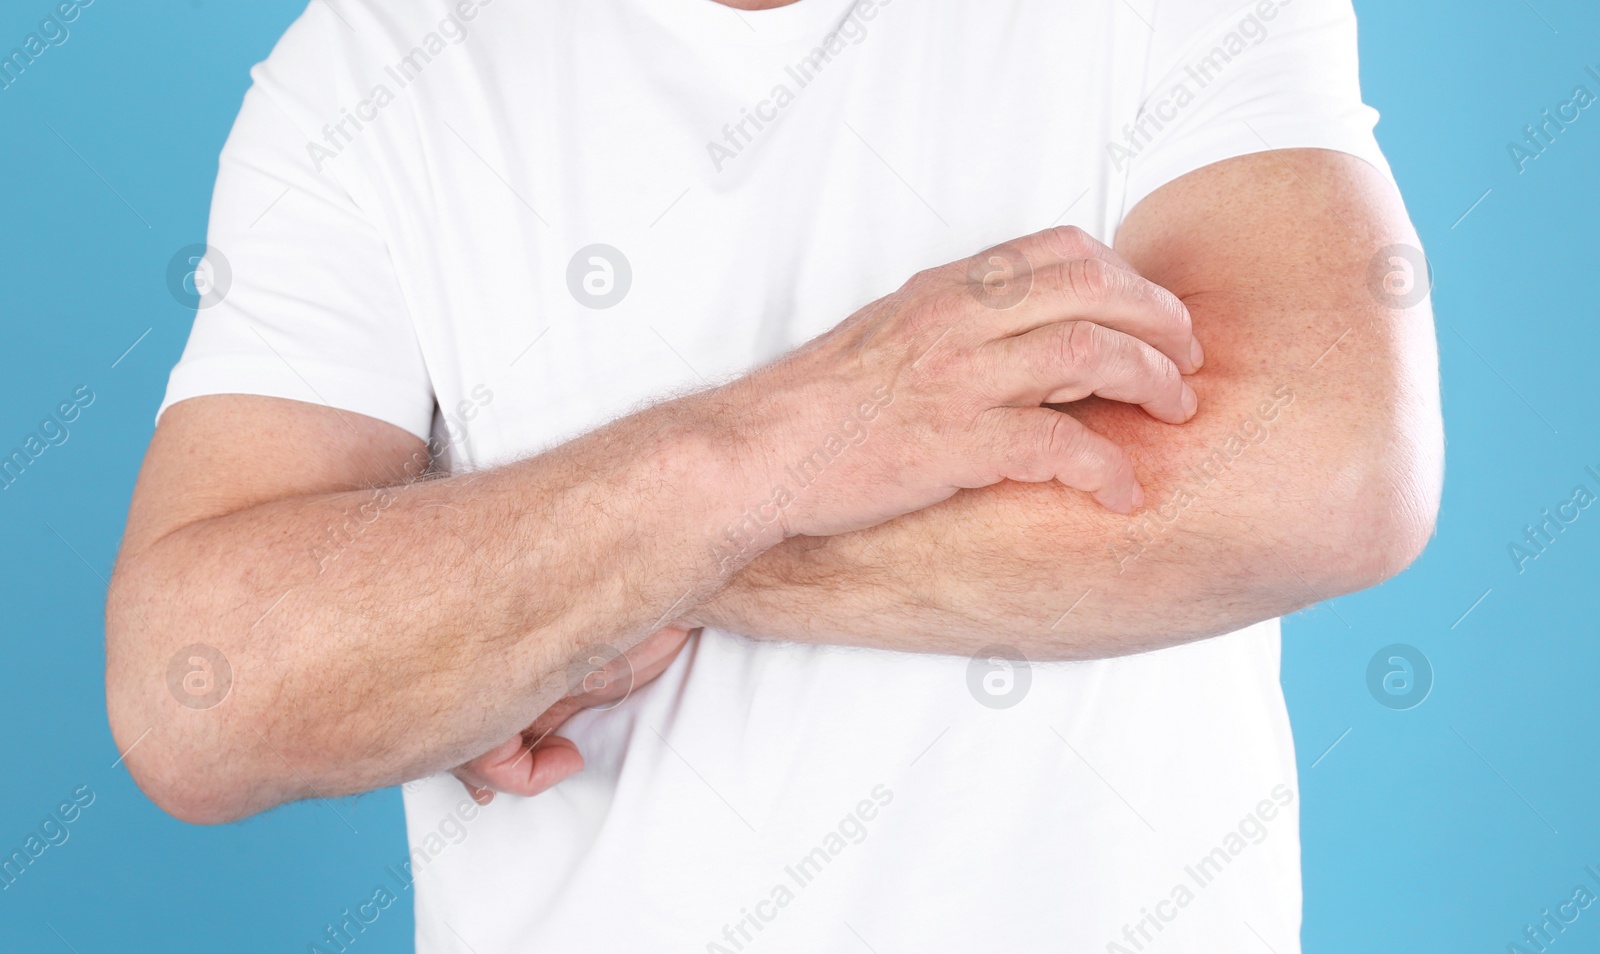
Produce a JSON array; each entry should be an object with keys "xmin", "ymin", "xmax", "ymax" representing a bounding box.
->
[{"xmin": 161, "ymin": 0, "xmax": 1393, "ymax": 950}]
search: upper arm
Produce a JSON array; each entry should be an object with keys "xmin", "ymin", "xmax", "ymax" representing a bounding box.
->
[
  {"xmin": 117, "ymin": 395, "xmax": 425, "ymax": 567},
  {"xmin": 1092, "ymin": 0, "xmax": 1442, "ymax": 577},
  {"xmin": 123, "ymin": 8, "xmax": 440, "ymax": 566},
  {"xmin": 1096, "ymin": 147, "xmax": 1442, "ymax": 580},
  {"xmin": 1114, "ymin": 146, "xmax": 1428, "ymax": 384}
]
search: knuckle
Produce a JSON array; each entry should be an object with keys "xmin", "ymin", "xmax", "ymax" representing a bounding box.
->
[
  {"xmin": 899, "ymin": 266, "xmax": 950, "ymax": 304},
  {"xmin": 1145, "ymin": 362, "xmax": 1184, "ymax": 408},
  {"xmin": 1157, "ymin": 286, "xmax": 1193, "ymax": 338},
  {"xmin": 1132, "ymin": 340, "xmax": 1176, "ymax": 384},
  {"xmin": 1157, "ymin": 349, "xmax": 1183, "ymax": 386},
  {"xmin": 1066, "ymin": 256, "xmax": 1119, "ymax": 306},
  {"xmin": 1012, "ymin": 415, "xmax": 1059, "ymax": 482},
  {"xmin": 1058, "ymin": 418, "xmax": 1124, "ymax": 486},
  {"xmin": 1043, "ymin": 414, "xmax": 1092, "ymax": 471},
  {"xmin": 1050, "ymin": 225, "xmax": 1093, "ymax": 256},
  {"xmin": 1097, "ymin": 347, "xmax": 1138, "ymax": 390},
  {"xmin": 1059, "ymin": 320, "xmax": 1099, "ymax": 369},
  {"xmin": 903, "ymin": 266, "xmax": 940, "ymax": 290}
]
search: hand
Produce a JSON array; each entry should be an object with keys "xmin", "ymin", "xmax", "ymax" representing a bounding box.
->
[
  {"xmin": 719, "ymin": 226, "xmax": 1202, "ymax": 542},
  {"xmin": 451, "ymin": 625, "xmax": 694, "ymax": 804}
]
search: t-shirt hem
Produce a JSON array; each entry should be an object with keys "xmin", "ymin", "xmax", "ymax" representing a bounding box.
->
[
  {"xmin": 1122, "ymin": 116, "xmax": 1396, "ymax": 224},
  {"xmin": 156, "ymin": 353, "xmax": 436, "ymax": 443}
]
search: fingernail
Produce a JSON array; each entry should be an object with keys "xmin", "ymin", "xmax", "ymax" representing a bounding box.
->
[
  {"xmin": 1189, "ymin": 337, "xmax": 1205, "ymax": 370},
  {"xmin": 1181, "ymin": 382, "xmax": 1198, "ymax": 419},
  {"xmin": 1093, "ymin": 481, "xmax": 1142, "ymax": 514}
]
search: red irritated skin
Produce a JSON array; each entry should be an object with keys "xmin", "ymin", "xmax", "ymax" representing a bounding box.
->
[{"xmin": 451, "ymin": 626, "xmax": 694, "ymax": 803}]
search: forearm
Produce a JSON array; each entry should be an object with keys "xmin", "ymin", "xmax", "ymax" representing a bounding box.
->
[
  {"xmin": 700, "ymin": 365, "xmax": 1386, "ymax": 657},
  {"xmin": 108, "ymin": 394, "xmax": 762, "ymax": 823},
  {"xmin": 115, "ymin": 217, "xmax": 1216, "ymax": 822},
  {"xmin": 695, "ymin": 150, "xmax": 1443, "ymax": 658}
]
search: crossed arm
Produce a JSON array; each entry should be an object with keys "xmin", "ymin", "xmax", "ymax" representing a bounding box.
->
[
  {"xmin": 695, "ymin": 149, "xmax": 1442, "ymax": 657},
  {"xmin": 105, "ymin": 149, "xmax": 1441, "ymax": 824}
]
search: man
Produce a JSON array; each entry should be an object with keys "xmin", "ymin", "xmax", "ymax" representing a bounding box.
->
[{"xmin": 106, "ymin": 0, "xmax": 1442, "ymax": 950}]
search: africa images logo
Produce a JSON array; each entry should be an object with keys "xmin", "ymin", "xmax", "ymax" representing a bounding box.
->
[
  {"xmin": 166, "ymin": 244, "xmax": 232, "ymax": 310},
  {"xmin": 566, "ymin": 244, "xmax": 632, "ymax": 309},
  {"xmin": 1366, "ymin": 644, "xmax": 1432, "ymax": 711}
]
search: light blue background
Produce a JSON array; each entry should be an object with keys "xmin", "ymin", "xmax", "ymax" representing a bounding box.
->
[{"xmin": 1, "ymin": 0, "xmax": 1595, "ymax": 950}]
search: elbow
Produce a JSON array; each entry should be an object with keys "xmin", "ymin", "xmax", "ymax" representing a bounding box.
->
[
  {"xmin": 154, "ymin": 784, "xmax": 256, "ymax": 828},
  {"xmin": 1313, "ymin": 436, "xmax": 1443, "ymax": 595},
  {"xmin": 1334, "ymin": 478, "xmax": 1439, "ymax": 591},
  {"xmin": 105, "ymin": 571, "xmax": 261, "ymax": 827},
  {"xmin": 106, "ymin": 694, "xmax": 254, "ymax": 827},
  {"xmin": 106, "ymin": 666, "xmax": 260, "ymax": 826},
  {"xmin": 143, "ymin": 782, "xmax": 252, "ymax": 828}
]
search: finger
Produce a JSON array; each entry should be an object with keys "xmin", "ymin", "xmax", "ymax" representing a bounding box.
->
[
  {"xmin": 973, "ymin": 225, "xmax": 1137, "ymax": 276},
  {"xmin": 457, "ymin": 735, "xmax": 585, "ymax": 800},
  {"xmin": 964, "ymin": 227, "xmax": 1134, "ymax": 318},
  {"xmin": 993, "ymin": 258, "xmax": 1199, "ymax": 374},
  {"xmin": 628, "ymin": 625, "xmax": 692, "ymax": 671},
  {"xmin": 983, "ymin": 320, "xmax": 1197, "ymax": 424},
  {"xmin": 974, "ymin": 406, "xmax": 1142, "ymax": 513},
  {"xmin": 503, "ymin": 736, "xmax": 584, "ymax": 797},
  {"xmin": 453, "ymin": 735, "xmax": 523, "ymax": 804},
  {"xmin": 453, "ymin": 625, "xmax": 699, "ymax": 804},
  {"xmin": 627, "ymin": 626, "xmax": 692, "ymax": 683},
  {"xmin": 455, "ymin": 771, "xmax": 495, "ymax": 804}
]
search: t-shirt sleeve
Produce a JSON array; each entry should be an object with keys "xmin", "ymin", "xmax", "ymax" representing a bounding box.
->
[
  {"xmin": 1118, "ymin": 0, "xmax": 1394, "ymax": 221},
  {"xmin": 156, "ymin": 9, "xmax": 435, "ymax": 441}
]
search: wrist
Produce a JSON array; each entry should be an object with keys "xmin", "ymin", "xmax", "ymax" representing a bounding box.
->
[
  {"xmin": 666, "ymin": 382, "xmax": 805, "ymax": 576},
  {"xmin": 675, "ymin": 556, "xmax": 760, "ymax": 633}
]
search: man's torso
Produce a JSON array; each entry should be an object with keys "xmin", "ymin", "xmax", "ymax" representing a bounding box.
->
[{"xmin": 257, "ymin": 0, "xmax": 1304, "ymax": 948}]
